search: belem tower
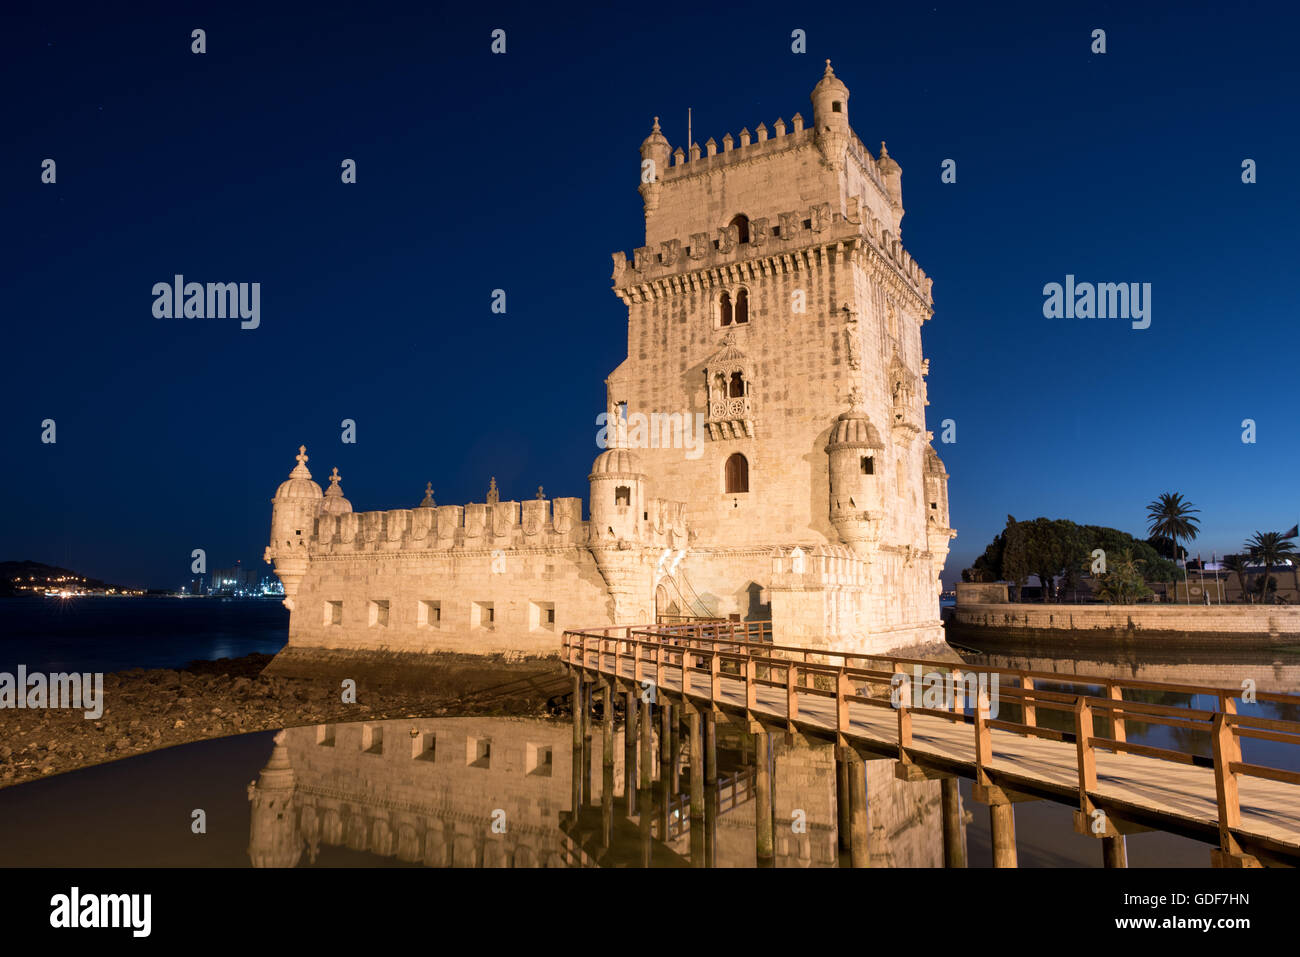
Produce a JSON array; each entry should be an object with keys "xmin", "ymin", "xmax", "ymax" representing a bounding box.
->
[{"xmin": 264, "ymin": 62, "xmax": 955, "ymax": 660}]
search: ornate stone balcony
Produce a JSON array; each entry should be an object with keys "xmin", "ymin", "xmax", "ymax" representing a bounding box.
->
[{"xmin": 706, "ymin": 394, "xmax": 753, "ymax": 440}]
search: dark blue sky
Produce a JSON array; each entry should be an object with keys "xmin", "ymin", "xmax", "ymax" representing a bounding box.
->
[{"xmin": 2, "ymin": 1, "xmax": 1297, "ymax": 589}]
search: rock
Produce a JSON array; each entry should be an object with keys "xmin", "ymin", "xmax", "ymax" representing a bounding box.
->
[{"xmin": 173, "ymin": 719, "xmax": 185, "ymax": 729}]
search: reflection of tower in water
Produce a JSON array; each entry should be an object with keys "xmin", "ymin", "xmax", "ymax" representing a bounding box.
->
[{"xmin": 246, "ymin": 714, "xmax": 954, "ymax": 867}]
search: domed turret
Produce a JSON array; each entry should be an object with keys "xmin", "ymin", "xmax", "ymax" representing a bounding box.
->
[
  {"xmin": 824, "ymin": 393, "xmax": 884, "ymax": 556},
  {"xmin": 877, "ymin": 141, "xmax": 904, "ymax": 232},
  {"xmin": 639, "ymin": 117, "xmax": 671, "ymax": 218},
  {"xmin": 247, "ymin": 730, "xmax": 303, "ymax": 868},
  {"xmin": 321, "ymin": 466, "xmax": 352, "ymax": 516},
  {"xmin": 923, "ymin": 444, "xmax": 955, "ymax": 584},
  {"xmin": 589, "ymin": 445, "xmax": 644, "ymax": 543},
  {"xmin": 264, "ymin": 446, "xmax": 322, "ymax": 609},
  {"xmin": 811, "ymin": 60, "xmax": 850, "ymax": 171}
]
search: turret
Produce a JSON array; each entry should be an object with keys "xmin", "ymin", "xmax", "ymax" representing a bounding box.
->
[
  {"xmin": 246, "ymin": 730, "xmax": 303, "ymax": 868},
  {"xmin": 811, "ymin": 60, "xmax": 850, "ymax": 171},
  {"xmin": 321, "ymin": 467, "xmax": 352, "ymax": 516},
  {"xmin": 877, "ymin": 141, "xmax": 904, "ymax": 232},
  {"xmin": 263, "ymin": 445, "xmax": 322, "ymax": 610},
  {"xmin": 589, "ymin": 446, "xmax": 645, "ymax": 544},
  {"xmin": 638, "ymin": 117, "xmax": 671, "ymax": 219},
  {"xmin": 824, "ymin": 394, "xmax": 885, "ymax": 557},
  {"xmin": 923, "ymin": 444, "xmax": 956, "ymax": 592}
]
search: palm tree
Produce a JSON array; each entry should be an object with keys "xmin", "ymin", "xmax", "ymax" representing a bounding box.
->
[
  {"xmin": 1245, "ymin": 531, "xmax": 1298, "ymax": 604},
  {"xmin": 1146, "ymin": 492, "xmax": 1200, "ymax": 563},
  {"xmin": 1222, "ymin": 554, "xmax": 1253, "ymax": 603}
]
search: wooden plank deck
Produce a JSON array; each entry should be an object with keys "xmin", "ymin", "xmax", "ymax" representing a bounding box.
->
[{"xmin": 566, "ymin": 637, "xmax": 1300, "ymax": 865}]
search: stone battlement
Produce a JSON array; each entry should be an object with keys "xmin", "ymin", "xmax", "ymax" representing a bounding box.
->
[
  {"xmin": 612, "ymin": 196, "xmax": 931, "ymax": 306},
  {"xmin": 310, "ymin": 494, "xmax": 689, "ymax": 555}
]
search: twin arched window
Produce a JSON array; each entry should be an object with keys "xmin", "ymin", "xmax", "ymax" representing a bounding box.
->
[
  {"xmin": 725, "ymin": 453, "xmax": 749, "ymax": 494},
  {"xmin": 718, "ymin": 288, "xmax": 749, "ymax": 327}
]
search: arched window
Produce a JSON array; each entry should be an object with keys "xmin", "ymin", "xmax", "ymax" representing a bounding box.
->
[
  {"xmin": 725, "ymin": 453, "xmax": 749, "ymax": 493},
  {"xmin": 734, "ymin": 287, "xmax": 749, "ymax": 324},
  {"xmin": 729, "ymin": 214, "xmax": 750, "ymax": 244},
  {"xmin": 728, "ymin": 371, "xmax": 745, "ymax": 398},
  {"xmin": 719, "ymin": 291, "xmax": 733, "ymax": 327}
]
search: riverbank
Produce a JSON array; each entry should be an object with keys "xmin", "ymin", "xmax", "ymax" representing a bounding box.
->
[
  {"xmin": 946, "ymin": 602, "xmax": 1300, "ymax": 651},
  {"xmin": 0, "ymin": 651, "xmax": 567, "ymax": 790}
]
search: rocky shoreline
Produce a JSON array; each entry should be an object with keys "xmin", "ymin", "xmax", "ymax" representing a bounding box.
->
[{"xmin": 0, "ymin": 652, "xmax": 568, "ymax": 789}]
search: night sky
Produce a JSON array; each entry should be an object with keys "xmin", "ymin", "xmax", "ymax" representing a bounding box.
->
[{"xmin": 2, "ymin": 1, "xmax": 1297, "ymax": 589}]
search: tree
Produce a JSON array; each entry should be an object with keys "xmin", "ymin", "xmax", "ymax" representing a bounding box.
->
[
  {"xmin": 1245, "ymin": 531, "xmax": 1298, "ymax": 605},
  {"xmin": 1092, "ymin": 549, "xmax": 1154, "ymax": 605},
  {"xmin": 1146, "ymin": 492, "xmax": 1200, "ymax": 563},
  {"xmin": 1222, "ymin": 554, "xmax": 1253, "ymax": 603}
]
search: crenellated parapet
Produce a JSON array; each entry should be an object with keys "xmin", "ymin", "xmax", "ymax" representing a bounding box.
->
[
  {"xmin": 612, "ymin": 195, "xmax": 931, "ymax": 310},
  {"xmin": 769, "ymin": 544, "xmax": 871, "ymax": 590},
  {"xmin": 312, "ymin": 496, "xmax": 590, "ymax": 554}
]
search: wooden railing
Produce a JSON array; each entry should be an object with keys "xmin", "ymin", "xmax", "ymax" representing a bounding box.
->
[
  {"xmin": 562, "ymin": 623, "xmax": 1300, "ymax": 863},
  {"xmin": 663, "ymin": 767, "xmax": 757, "ymax": 841}
]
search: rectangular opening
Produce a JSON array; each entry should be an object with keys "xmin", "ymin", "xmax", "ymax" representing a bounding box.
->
[
  {"xmin": 467, "ymin": 735, "xmax": 492, "ymax": 769},
  {"xmin": 526, "ymin": 743, "xmax": 553, "ymax": 777},
  {"xmin": 368, "ymin": 600, "xmax": 389, "ymax": 627},
  {"xmin": 324, "ymin": 601, "xmax": 343, "ymax": 626},
  {"xmin": 411, "ymin": 731, "xmax": 436, "ymax": 761},
  {"xmin": 417, "ymin": 600, "xmax": 441, "ymax": 627},
  {"xmin": 316, "ymin": 724, "xmax": 336, "ymax": 747},
  {"xmin": 472, "ymin": 601, "xmax": 495, "ymax": 629},
  {"xmin": 860, "ymin": 455, "xmax": 874, "ymax": 475},
  {"xmin": 529, "ymin": 601, "xmax": 556, "ymax": 632},
  {"xmin": 361, "ymin": 724, "xmax": 384, "ymax": 755}
]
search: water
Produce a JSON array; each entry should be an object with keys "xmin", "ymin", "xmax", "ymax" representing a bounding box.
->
[
  {"xmin": 0, "ymin": 599, "xmax": 1295, "ymax": 866},
  {"xmin": 0, "ymin": 597, "xmax": 288, "ymax": 673}
]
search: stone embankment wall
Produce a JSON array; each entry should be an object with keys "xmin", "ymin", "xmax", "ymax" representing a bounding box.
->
[{"xmin": 947, "ymin": 602, "xmax": 1300, "ymax": 649}]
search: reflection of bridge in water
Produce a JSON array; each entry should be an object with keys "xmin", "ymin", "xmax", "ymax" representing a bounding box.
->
[
  {"xmin": 246, "ymin": 714, "xmax": 944, "ymax": 867},
  {"xmin": 562, "ymin": 622, "xmax": 1300, "ymax": 868}
]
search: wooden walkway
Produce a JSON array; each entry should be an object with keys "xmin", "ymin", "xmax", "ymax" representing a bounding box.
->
[{"xmin": 562, "ymin": 623, "xmax": 1300, "ymax": 867}]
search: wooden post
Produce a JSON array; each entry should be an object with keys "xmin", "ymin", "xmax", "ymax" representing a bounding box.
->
[
  {"xmin": 670, "ymin": 706, "xmax": 681, "ymax": 794},
  {"xmin": 689, "ymin": 709, "xmax": 704, "ymax": 820},
  {"xmin": 1021, "ymin": 676, "xmax": 1035, "ymax": 728},
  {"xmin": 1075, "ymin": 697, "xmax": 1097, "ymax": 817},
  {"xmin": 582, "ymin": 679, "xmax": 593, "ymax": 807},
  {"xmin": 846, "ymin": 748, "xmax": 869, "ymax": 867},
  {"xmin": 787, "ymin": 661, "xmax": 799, "ymax": 726},
  {"xmin": 640, "ymin": 697, "xmax": 653, "ymax": 793},
  {"xmin": 704, "ymin": 709, "xmax": 718, "ymax": 787},
  {"xmin": 941, "ymin": 777, "xmax": 966, "ymax": 868},
  {"xmin": 1103, "ymin": 835, "xmax": 1127, "ymax": 868},
  {"xmin": 1212, "ymin": 711, "xmax": 1243, "ymax": 857},
  {"xmin": 601, "ymin": 682, "xmax": 614, "ymax": 847},
  {"xmin": 1107, "ymin": 682, "xmax": 1126, "ymax": 743},
  {"xmin": 625, "ymin": 689, "xmax": 638, "ymax": 817},
  {"xmin": 754, "ymin": 731, "xmax": 773, "ymax": 862},
  {"xmin": 989, "ymin": 802, "xmax": 1017, "ymax": 868},
  {"xmin": 571, "ymin": 674, "xmax": 584, "ymax": 812},
  {"xmin": 836, "ymin": 752, "xmax": 851, "ymax": 851}
]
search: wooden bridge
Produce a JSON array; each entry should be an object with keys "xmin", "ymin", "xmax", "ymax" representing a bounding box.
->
[{"xmin": 561, "ymin": 621, "xmax": 1300, "ymax": 867}]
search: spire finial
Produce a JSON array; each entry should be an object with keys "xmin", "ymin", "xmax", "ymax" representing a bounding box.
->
[
  {"xmin": 289, "ymin": 445, "xmax": 312, "ymax": 479},
  {"xmin": 329, "ymin": 467, "xmax": 341, "ymax": 486},
  {"xmin": 880, "ymin": 140, "xmax": 889, "ymax": 158},
  {"xmin": 419, "ymin": 482, "xmax": 435, "ymax": 507},
  {"xmin": 486, "ymin": 477, "xmax": 499, "ymax": 505},
  {"xmin": 824, "ymin": 58, "xmax": 834, "ymax": 75},
  {"xmin": 652, "ymin": 116, "xmax": 660, "ymax": 132},
  {"xmin": 537, "ymin": 485, "xmax": 546, "ymax": 500}
]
